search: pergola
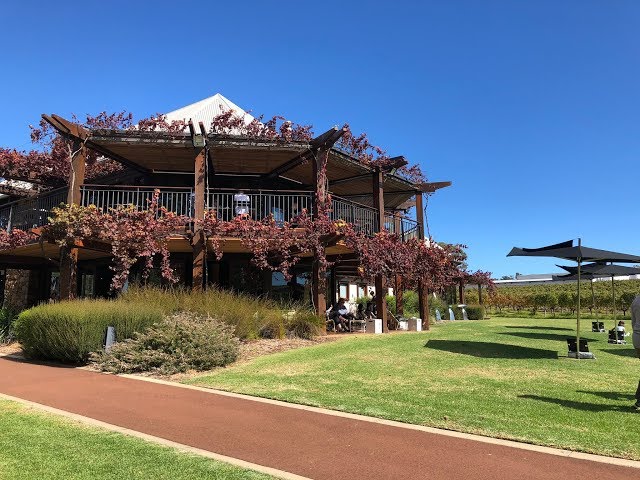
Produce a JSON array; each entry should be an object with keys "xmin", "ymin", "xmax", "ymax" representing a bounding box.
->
[{"xmin": 3, "ymin": 105, "xmax": 453, "ymax": 330}]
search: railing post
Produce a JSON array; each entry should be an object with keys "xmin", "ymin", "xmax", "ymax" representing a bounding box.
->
[
  {"xmin": 6, "ymin": 204, "xmax": 13, "ymax": 232},
  {"xmin": 415, "ymin": 191, "xmax": 430, "ymax": 330}
]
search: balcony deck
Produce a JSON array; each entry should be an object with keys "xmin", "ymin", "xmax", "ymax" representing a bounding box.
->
[{"xmin": 0, "ymin": 185, "xmax": 419, "ymax": 242}]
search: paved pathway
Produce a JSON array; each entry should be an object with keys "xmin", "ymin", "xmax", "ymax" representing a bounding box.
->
[{"xmin": 0, "ymin": 356, "xmax": 636, "ymax": 480}]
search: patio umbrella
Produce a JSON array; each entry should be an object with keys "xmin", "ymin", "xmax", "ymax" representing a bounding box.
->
[
  {"xmin": 554, "ymin": 262, "xmax": 640, "ymax": 335},
  {"xmin": 507, "ymin": 239, "xmax": 640, "ymax": 358}
]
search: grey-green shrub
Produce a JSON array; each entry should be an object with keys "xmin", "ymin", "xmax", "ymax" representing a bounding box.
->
[
  {"xmin": 120, "ymin": 288, "xmax": 320, "ymax": 340},
  {"xmin": 285, "ymin": 310, "xmax": 323, "ymax": 339},
  {"xmin": 15, "ymin": 300, "xmax": 163, "ymax": 363},
  {"xmin": 91, "ymin": 313, "xmax": 239, "ymax": 375}
]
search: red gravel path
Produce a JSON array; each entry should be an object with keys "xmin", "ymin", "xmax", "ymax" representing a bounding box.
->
[{"xmin": 0, "ymin": 356, "xmax": 635, "ymax": 480}]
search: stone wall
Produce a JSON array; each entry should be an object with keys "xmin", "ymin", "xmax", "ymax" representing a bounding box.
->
[{"xmin": 3, "ymin": 269, "xmax": 42, "ymax": 312}]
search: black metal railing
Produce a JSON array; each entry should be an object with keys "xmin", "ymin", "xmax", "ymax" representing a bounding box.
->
[
  {"xmin": 330, "ymin": 196, "xmax": 379, "ymax": 236},
  {"xmin": 0, "ymin": 185, "xmax": 420, "ymax": 242},
  {"xmin": 384, "ymin": 213, "xmax": 420, "ymax": 242},
  {"xmin": 81, "ymin": 185, "xmax": 194, "ymax": 217},
  {"xmin": 206, "ymin": 189, "xmax": 313, "ymax": 224},
  {"xmin": 0, "ymin": 188, "xmax": 68, "ymax": 231}
]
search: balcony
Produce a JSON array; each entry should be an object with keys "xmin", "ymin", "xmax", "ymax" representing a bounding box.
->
[
  {"xmin": 0, "ymin": 185, "xmax": 419, "ymax": 242},
  {"xmin": 0, "ymin": 188, "xmax": 68, "ymax": 231}
]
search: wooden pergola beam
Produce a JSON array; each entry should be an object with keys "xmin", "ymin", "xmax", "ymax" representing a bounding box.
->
[
  {"xmin": 328, "ymin": 173, "xmax": 373, "ymax": 187},
  {"xmin": 0, "ymin": 256, "xmax": 58, "ymax": 267},
  {"xmin": 42, "ymin": 114, "xmax": 151, "ymax": 174},
  {"xmin": 264, "ymin": 125, "xmax": 347, "ymax": 179},
  {"xmin": 381, "ymin": 156, "xmax": 408, "ymax": 171},
  {"xmin": 0, "ymin": 185, "xmax": 38, "ymax": 197},
  {"xmin": 417, "ymin": 181, "xmax": 452, "ymax": 193}
]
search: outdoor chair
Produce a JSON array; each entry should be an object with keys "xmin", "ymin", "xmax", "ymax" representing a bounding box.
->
[
  {"xmin": 591, "ymin": 321, "xmax": 605, "ymax": 332},
  {"xmin": 349, "ymin": 316, "xmax": 367, "ymax": 333},
  {"xmin": 325, "ymin": 308, "xmax": 336, "ymax": 332},
  {"xmin": 607, "ymin": 329, "xmax": 626, "ymax": 345},
  {"xmin": 566, "ymin": 338, "xmax": 595, "ymax": 359}
]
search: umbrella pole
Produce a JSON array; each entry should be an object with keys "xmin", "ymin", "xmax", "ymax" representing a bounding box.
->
[{"xmin": 611, "ymin": 274, "xmax": 616, "ymax": 333}]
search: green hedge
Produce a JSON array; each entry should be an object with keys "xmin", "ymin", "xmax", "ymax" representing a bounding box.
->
[
  {"xmin": 465, "ymin": 305, "xmax": 485, "ymax": 320},
  {"xmin": 451, "ymin": 305, "xmax": 485, "ymax": 320},
  {"xmin": 15, "ymin": 300, "xmax": 163, "ymax": 363}
]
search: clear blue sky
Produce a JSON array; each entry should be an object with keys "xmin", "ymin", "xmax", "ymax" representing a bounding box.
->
[{"xmin": 1, "ymin": 1, "xmax": 639, "ymax": 278}]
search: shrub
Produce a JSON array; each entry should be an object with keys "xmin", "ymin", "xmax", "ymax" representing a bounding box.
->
[
  {"xmin": 285, "ymin": 310, "xmax": 323, "ymax": 339},
  {"xmin": 15, "ymin": 300, "xmax": 163, "ymax": 363},
  {"xmin": 0, "ymin": 309, "xmax": 17, "ymax": 344},
  {"xmin": 429, "ymin": 296, "xmax": 448, "ymax": 318},
  {"xmin": 120, "ymin": 288, "xmax": 316, "ymax": 340},
  {"xmin": 91, "ymin": 313, "xmax": 239, "ymax": 375},
  {"xmin": 451, "ymin": 305, "xmax": 485, "ymax": 320},
  {"xmin": 259, "ymin": 316, "xmax": 285, "ymax": 339},
  {"xmin": 402, "ymin": 290, "xmax": 419, "ymax": 317},
  {"xmin": 465, "ymin": 305, "xmax": 485, "ymax": 320}
]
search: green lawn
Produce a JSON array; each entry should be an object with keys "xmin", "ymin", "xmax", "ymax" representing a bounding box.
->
[
  {"xmin": 188, "ymin": 316, "xmax": 640, "ymax": 460},
  {"xmin": 0, "ymin": 400, "xmax": 273, "ymax": 480}
]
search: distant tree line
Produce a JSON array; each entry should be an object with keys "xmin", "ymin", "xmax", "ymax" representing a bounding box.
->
[{"xmin": 464, "ymin": 280, "xmax": 640, "ymax": 317}]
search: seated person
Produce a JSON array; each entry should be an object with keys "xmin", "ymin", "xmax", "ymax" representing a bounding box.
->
[
  {"xmin": 369, "ymin": 291, "xmax": 377, "ymax": 315},
  {"xmin": 364, "ymin": 301, "xmax": 376, "ymax": 319},
  {"xmin": 609, "ymin": 320, "xmax": 628, "ymax": 342},
  {"xmin": 354, "ymin": 303, "xmax": 366, "ymax": 320},
  {"xmin": 329, "ymin": 298, "xmax": 353, "ymax": 332}
]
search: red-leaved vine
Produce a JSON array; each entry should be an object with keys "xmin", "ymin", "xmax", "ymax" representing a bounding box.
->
[
  {"xmin": 8, "ymin": 193, "xmax": 483, "ymax": 299},
  {"xmin": 42, "ymin": 191, "xmax": 188, "ymax": 291},
  {"xmin": 0, "ymin": 228, "xmax": 38, "ymax": 250}
]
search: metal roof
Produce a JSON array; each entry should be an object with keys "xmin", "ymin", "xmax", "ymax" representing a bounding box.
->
[{"xmin": 163, "ymin": 93, "xmax": 255, "ymax": 133}]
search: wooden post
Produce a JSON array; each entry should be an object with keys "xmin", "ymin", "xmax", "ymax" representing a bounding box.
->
[
  {"xmin": 192, "ymin": 148, "xmax": 206, "ymax": 291},
  {"xmin": 415, "ymin": 192, "xmax": 430, "ymax": 329},
  {"xmin": 67, "ymin": 141, "xmax": 86, "ymax": 206},
  {"xmin": 395, "ymin": 275, "xmax": 404, "ymax": 316},
  {"xmin": 373, "ymin": 168, "xmax": 388, "ymax": 332},
  {"xmin": 59, "ymin": 246, "xmax": 78, "ymax": 300},
  {"xmin": 60, "ymin": 143, "xmax": 86, "ymax": 300},
  {"xmin": 312, "ymin": 148, "xmax": 329, "ymax": 318},
  {"xmin": 393, "ymin": 213, "xmax": 404, "ymax": 316}
]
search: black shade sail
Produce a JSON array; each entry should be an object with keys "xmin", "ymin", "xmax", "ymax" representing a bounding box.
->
[
  {"xmin": 556, "ymin": 263, "xmax": 640, "ymax": 277},
  {"xmin": 507, "ymin": 240, "xmax": 640, "ymax": 358},
  {"xmin": 507, "ymin": 240, "xmax": 640, "ymax": 263},
  {"xmin": 552, "ymin": 262, "xmax": 639, "ymax": 336}
]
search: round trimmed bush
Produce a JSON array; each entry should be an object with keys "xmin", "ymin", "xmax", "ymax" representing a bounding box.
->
[
  {"xmin": 15, "ymin": 299, "xmax": 163, "ymax": 363},
  {"xmin": 465, "ymin": 305, "xmax": 485, "ymax": 320}
]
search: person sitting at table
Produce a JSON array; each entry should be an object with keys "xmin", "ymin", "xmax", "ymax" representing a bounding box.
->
[{"xmin": 330, "ymin": 298, "xmax": 353, "ymax": 332}]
